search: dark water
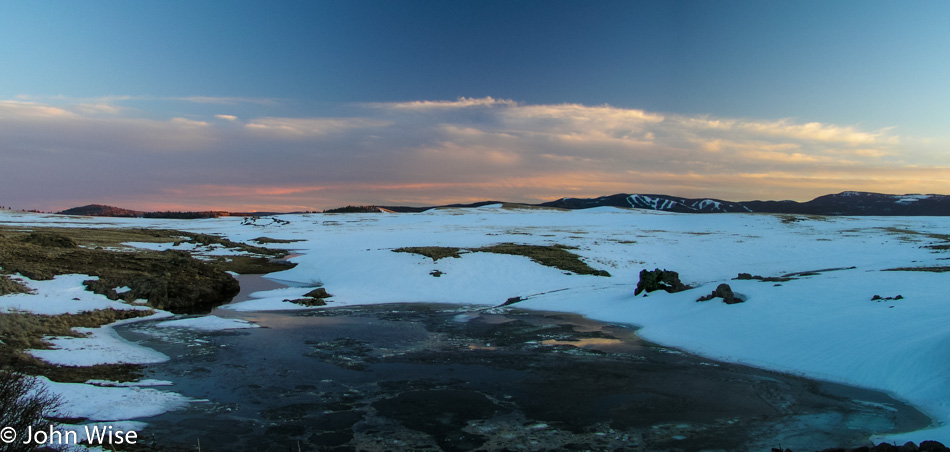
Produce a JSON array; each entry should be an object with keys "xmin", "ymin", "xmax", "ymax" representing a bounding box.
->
[{"xmin": 115, "ymin": 277, "xmax": 930, "ymax": 452}]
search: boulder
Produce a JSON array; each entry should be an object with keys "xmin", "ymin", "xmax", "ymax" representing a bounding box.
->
[
  {"xmin": 304, "ymin": 287, "xmax": 332, "ymax": 299},
  {"xmin": 697, "ymin": 283, "xmax": 744, "ymax": 304},
  {"xmin": 634, "ymin": 268, "xmax": 689, "ymax": 295}
]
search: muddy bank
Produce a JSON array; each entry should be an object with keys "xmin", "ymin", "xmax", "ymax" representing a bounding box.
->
[{"xmin": 119, "ymin": 303, "xmax": 930, "ymax": 451}]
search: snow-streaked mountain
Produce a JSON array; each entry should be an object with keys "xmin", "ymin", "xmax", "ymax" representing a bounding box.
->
[
  {"xmin": 539, "ymin": 193, "xmax": 750, "ymax": 212},
  {"xmin": 542, "ymin": 191, "xmax": 950, "ymax": 215}
]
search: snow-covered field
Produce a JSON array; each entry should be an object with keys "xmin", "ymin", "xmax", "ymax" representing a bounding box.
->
[{"xmin": 3, "ymin": 206, "xmax": 950, "ymax": 445}]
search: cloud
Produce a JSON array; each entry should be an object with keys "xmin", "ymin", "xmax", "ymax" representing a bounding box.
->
[
  {"xmin": 373, "ymin": 96, "xmax": 518, "ymax": 110},
  {"xmin": 244, "ymin": 117, "xmax": 392, "ymax": 137},
  {"xmin": 173, "ymin": 96, "xmax": 277, "ymax": 105},
  {"xmin": 170, "ymin": 117, "xmax": 209, "ymax": 127},
  {"xmin": 2, "ymin": 96, "xmax": 947, "ymax": 212},
  {"xmin": 0, "ymin": 100, "xmax": 76, "ymax": 119}
]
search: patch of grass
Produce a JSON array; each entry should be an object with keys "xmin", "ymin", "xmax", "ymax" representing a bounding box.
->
[
  {"xmin": 0, "ymin": 309, "xmax": 154, "ymax": 349},
  {"xmin": 0, "ymin": 275, "xmax": 31, "ymax": 296},
  {"xmin": 883, "ymin": 266, "xmax": 950, "ymax": 273},
  {"xmin": 185, "ymin": 231, "xmax": 286, "ymax": 257},
  {"xmin": 204, "ymin": 255, "xmax": 297, "ymax": 274},
  {"xmin": 0, "ymin": 309, "xmax": 154, "ymax": 382},
  {"xmin": 0, "ymin": 236, "xmax": 240, "ymax": 313},
  {"xmin": 879, "ymin": 227, "xmax": 950, "ymax": 251},
  {"xmin": 395, "ymin": 243, "xmax": 611, "ymax": 276},
  {"xmin": 0, "ymin": 345, "xmax": 144, "ymax": 383},
  {"xmin": 21, "ymin": 231, "xmax": 77, "ymax": 248},
  {"xmin": 0, "ymin": 225, "xmax": 299, "ymax": 313},
  {"xmin": 19, "ymin": 227, "xmax": 178, "ymax": 250},
  {"xmin": 393, "ymin": 246, "xmax": 463, "ymax": 261},
  {"xmin": 3, "ymin": 226, "xmax": 290, "ymax": 259},
  {"xmin": 475, "ymin": 243, "xmax": 610, "ymax": 276},
  {"xmin": 251, "ymin": 236, "xmax": 304, "ymax": 244}
]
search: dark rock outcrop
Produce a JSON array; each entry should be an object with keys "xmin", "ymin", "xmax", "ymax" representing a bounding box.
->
[
  {"xmin": 304, "ymin": 287, "xmax": 332, "ymax": 299},
  {"xmin": 634, "ymin": 269, "xmax": 689, "ymax": 295},
  {"xmin": 697, "ymin": 283, "xmax": 743, "ymax": 304}
]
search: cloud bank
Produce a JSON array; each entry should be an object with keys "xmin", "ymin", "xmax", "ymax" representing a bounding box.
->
[{"xmin": 1, "ymin": 97, "xmax": 946, "ymax": 212}]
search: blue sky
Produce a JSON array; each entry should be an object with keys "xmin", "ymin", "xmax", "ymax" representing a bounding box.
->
[{"xmin": 2, "ymin": 1, "xmax": 950, "ymax": 211}]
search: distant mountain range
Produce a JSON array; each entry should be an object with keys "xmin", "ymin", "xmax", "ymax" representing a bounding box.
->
[
  {"xmin": 57, "ymin": 204, "xmax": 267, "ymax": 219},
  {"xmin": 538, "ymin": 191, "xmax": 950, "ymax": 216},
  {"xmin": 57, "ymin": 192, "xmax": 950, "ymax": 218}
]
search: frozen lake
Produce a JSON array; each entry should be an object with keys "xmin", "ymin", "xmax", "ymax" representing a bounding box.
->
[{"xmin": 118, "ymin": 295, "xmax": 928, "ymax": 451}]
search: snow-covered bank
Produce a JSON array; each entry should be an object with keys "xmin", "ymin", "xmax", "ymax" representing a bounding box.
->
[
  {"xmin": 5, "ymin": 207, "xmax": 950, "ymax": 444},
  {"xmin": 0, "ymin": 269, "xmax": 197, "ymax": 442}
]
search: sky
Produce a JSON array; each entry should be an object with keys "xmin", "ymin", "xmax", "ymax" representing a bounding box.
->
[{"xmin": 2, "ymin": 0, "xmax": 950, "ymax": 212}]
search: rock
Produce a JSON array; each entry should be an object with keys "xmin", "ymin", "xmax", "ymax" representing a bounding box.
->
[
  {"xmin": 286, "ymin": 297, "xmax": 327, "ymax": 307},
  {"xmin": 872, "ymin": 295, "xmax": 882, "ymax": 300},
  {"xmin": 304, "ymin": 287, "xmax": 332, "ymax": 299},
  {"xmin": 502, "ymin": 296, "xmax": 523, "ymax": 306},
  {"xmin": 697, "ymin": 283, "xmax": 743, "ymax": 304},
  {"xmin": 634, "ymin": 268, "xmax": 690, "ymax": 295}
]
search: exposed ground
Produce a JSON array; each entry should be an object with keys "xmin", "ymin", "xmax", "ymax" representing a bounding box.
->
[
  {"xmin": 0, "ymin": 226, "xmax": 293, "ymax": 313},
  {"xmin": 0, "ymin": 225, "xmax": 293, "ymax": 382},
  {"xmin": 394, "ymin": 243, "xmax": 611, "ymax": 276}
]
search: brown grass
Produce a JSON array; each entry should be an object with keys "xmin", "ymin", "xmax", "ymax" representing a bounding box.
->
[
  {"xmin": 0, "ymin": 309, "xmax": 154, "ymax": 349},
  {"xmin": 0, "ymin": 225, "xmax": 297, "ymax": 312},
  {"xmin": 0, "ymin": 275, "xmax": 31, "ymax": 296},
  {"xmin": 0, "ymin": 309, "xmax": 153, "ymax": 383},
  {"xmin": 394, "ymin": 243, "xmax": 610, "ymax": 276},
  {"xmin": 251, "ymin": 236, "xmax": 304, "ymax": 244},
  {"xmin": 204, "ymin": 255, "xmax": 297, "ymax": 274},
  {"xmin": 882, "ymin": 266, "xmax": 950, "ymax": 273},
  {"xmin": 476, "ymin": 243, "xmax": 610, "ymax": 276},
  {"xmin": 393, "ymin": 246, "xmax": 463, "ymax": 261},
  {"xmin": 0, "ymin": 225, "xmax": 295, "ymax": 383}
]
